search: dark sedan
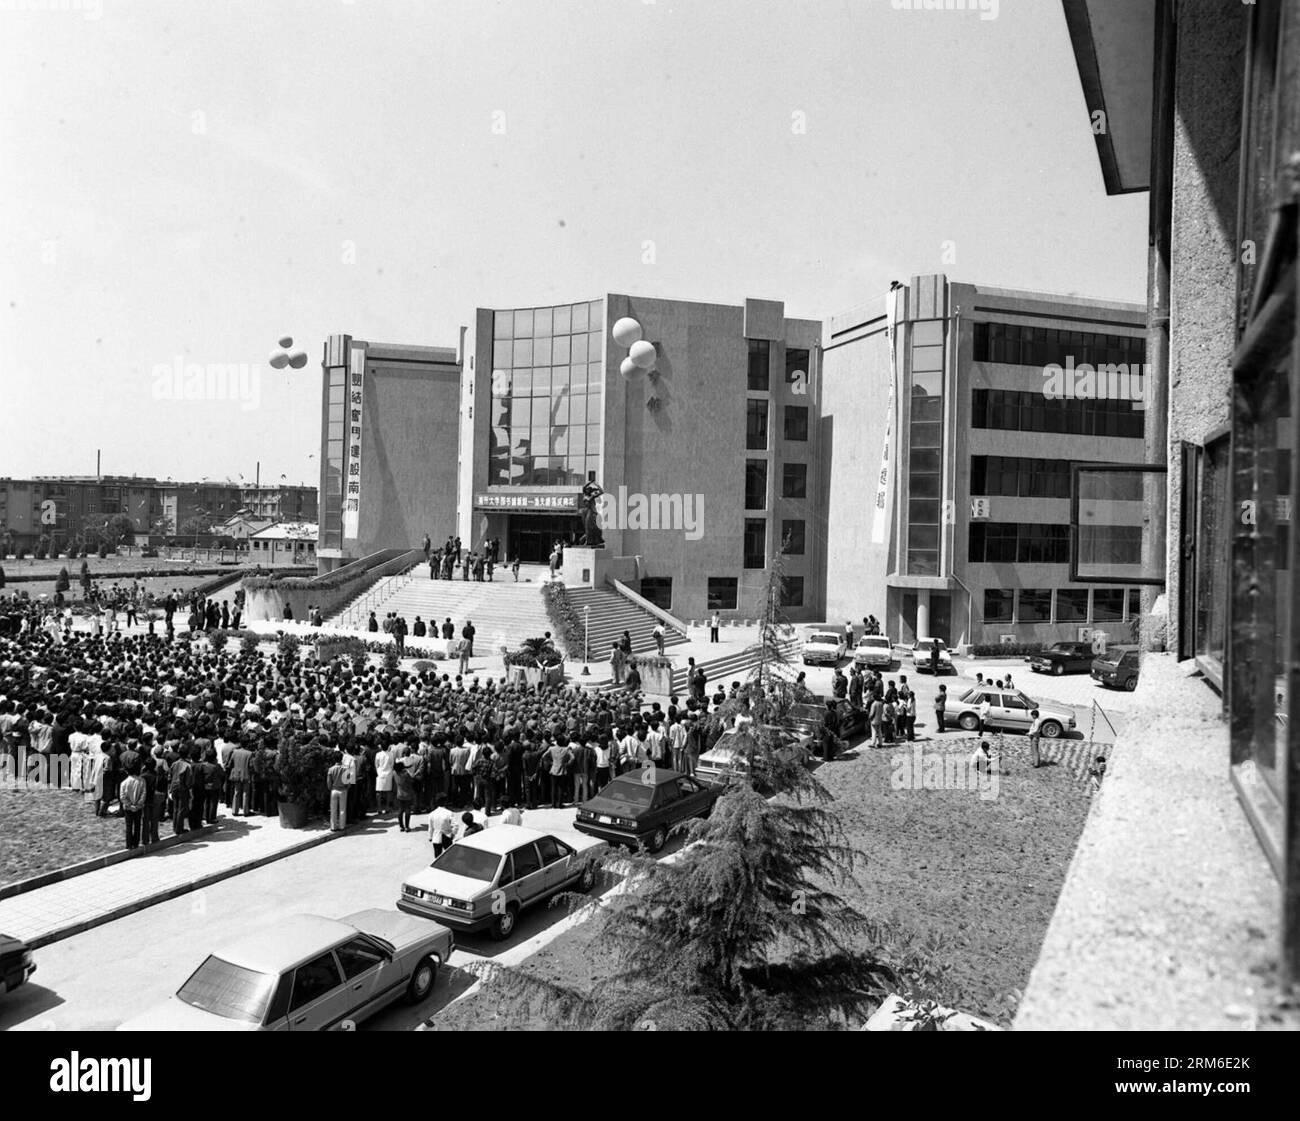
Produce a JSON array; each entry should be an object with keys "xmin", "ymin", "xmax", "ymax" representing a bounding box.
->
[
  {"xmin": 574, "ymin": 770, "xmax": 720, "ymax": 854},
  {"xmin": 1, "ymin": 933, "xmax": 35, "ymax": 994},
  {"xmin": 789, "ymin": 700, "xmax": 865, "ymax": 758},
  {"xmin": 1029, "ymin": 641, "xmax": 1096, "ymax": 676}
]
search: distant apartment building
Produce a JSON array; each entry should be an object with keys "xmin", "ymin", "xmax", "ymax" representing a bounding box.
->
[
  {"xmin": 819, "ymin": 274, "xmax": 1148, "ymax": 647},
  {"xmin": 316, "ymin": 335, "xmax": 463, "ymax": 570}
]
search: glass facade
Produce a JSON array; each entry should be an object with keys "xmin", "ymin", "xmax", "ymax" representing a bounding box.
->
[
  {"xmin": 971, "ymin": 388, "xmax": 1144, "ymax": 438},
  {"xmin": 488, "ymin": 300, "xmax": 605, "ymax": 487},
  {"xmin": 907, "ymin": 320, "xmax": 945, "ymax": 575},
  {"xmin": 323, "ymin": 363, "xmax": 346, "ymax": 549},
  {"xmin": 973, "ymin": 321, "xmax": 1145, "ymax": 369}
]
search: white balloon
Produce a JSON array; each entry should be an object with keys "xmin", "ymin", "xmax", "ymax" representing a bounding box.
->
[
  {"xmin": 620, "ymin": 356, "xmax": 642, "ymax": 378},
  {"xmin": 611, "ymin": 317, "xmax": 643, "ymax": 349},
  {"xmin": 629, "ymin": 340, "xmax": 656, "ymax": 369},
  {"xmin": 278, "ymin": 335, "xmax": 294, "ymax": 348},
  {"xmin": 269, "ymin": 350, "xmax": 289, "ymax": 370},
  {"xmin": 287, "ymin": 348, "xmax": 308, "ymax": 369}
]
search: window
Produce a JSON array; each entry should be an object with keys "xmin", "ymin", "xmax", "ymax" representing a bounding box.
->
[
  {"xmin": 984, "ymin": 589, "xmax": 1014, "ymax": 623},
  {"xmin": 973, "ymin": 320, "xmax": 1146, "ymax": 370},
  {"xmin": 708, "ymin": 578, "xmax": 738, "ymax": 610},
  {"xmin": 971, "ymin": 388, "xmax": 1144, "ymax": 439},
  {"xmin": 510, "ymin": 844, "xmax": 542, "ymax": 878},
  {"xmin": 782, "ymin": 462, "xmax": 807, "ymax": 499},
  {"xmin": 1093, "ymin": 589, "xmax": 1125, "ymax": 622},
  {"xmin": 1070, "ymin": 464, "xmax": 1167, "ymax": 582},
  {"xmin": 536, "ymin": 836, "xmax": 563, "ymax": 865},
  {"xmin": 747, "ymin": 339, "xmax": 771, "ymax": 391},
  {"xmin": 743, "ymin": 519, "xmax": 766, "ymax": 569},
  {"xmin": 783, "ymin": 406, "xmax": 809, "ymax": 441},
  {"xmin": 781, "ymin": 519, "xmax": 805, "ymax": 555},
  {"xmin": 780, "ymin": 576, "xmax": 804, "ymax": 607},
  {"xmin": 1056, "ymin": 589, "xmax": 1090, "ymax": 622},
  {"xmin": 290, "ymin": 954, "xmax": 343, "ymax": 1011},
  {"xmin": 639, "ymin": 577, "xmax": 672, "ymax": 610},
  {"xmin": 785, "ymin": 347, "xmax": 810, "ymax": 385},
  {"xmin": 745, "ymin": 461, "xmax": 768, "ymax": 510},
  {"xmin": 1018, "ymin": 589, "xmax": 1052, "ymax": 623},
  {"xmin": 970, "ymin": 455, "xmax": 1073, "ymax": 499},
  {"xmin": 969, "ymin": 523, "xmax": 1070, "ymax": 564},
  {"xmin": 335, "ymin": 939, "xmax": 385, "ymax": 979},
  {"xmin": 746, "ymin": 400, "xmax": 768, "ymax": 450}
]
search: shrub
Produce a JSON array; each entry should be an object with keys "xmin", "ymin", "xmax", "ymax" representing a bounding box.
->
[
  {"xmin": 540, "ymin": 582, "xmax": 584, "ymax": 658},
  {"xmin": 277, "ymin": 631, "xmax": 301, "ymax": 659},
  {"xmin": 411, "ymin": 659, "xmax": 436, "ymax": 673},
  {"xmin": 273, "ymin": 737, "xmax": 333, "ymax": 817},
  {"xmin": 55, "ymin": 568, "xmax": 70, "ymax": 593},
  {"xmin": 969, "ymin": 642, "xmax": 1045, "ymax": 658},
  {"xmin": 382, "ymin": 647, "xmax": 400, "ymax": 674},
  {"xmin": 208, "ymin": 629, "xmax": 229, "ymax": 652},
  {"xmin": 240, "ymin": 631, "xmax": 261, "ymax": 657}
]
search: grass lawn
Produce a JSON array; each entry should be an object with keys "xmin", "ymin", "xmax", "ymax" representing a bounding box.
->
[
  {"xmin": 432, "ymin": 731, "xmax": 1105, "ymax": 1031},
  {"xmin": 0, "ymin": 785, "xmax": 124, "ymax": 888}
]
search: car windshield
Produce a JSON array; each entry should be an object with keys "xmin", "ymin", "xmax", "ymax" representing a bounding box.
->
[
  {"xmin": 597, "ymin": 778, "xmax": 657, "ymax": 808},
  {"xmin": 808, "ymin": 635, "xmax": 839, "ymax": 645},
  {"xmin": 432, "ymin": 844, "xmax": 502, "ymax": 881},
  {"xmin": 858, "ymin": 637, "xmax": 889, "ymax": 647},
  {"xmin": 1097, "ymin": 650, "xmax": 1126, "ymax": 666},
  {"xmin": 176, "ymin": 955, "xmax": 277, "ymax": 1024}
]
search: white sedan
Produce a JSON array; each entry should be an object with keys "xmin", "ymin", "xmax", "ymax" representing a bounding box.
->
[
  {"xmin": 853, "ymin": 634, "xmax": 894, "ymax": 668},
  {"xmin": 911, "ymin": 637, "xmax": 953, "ymax": 674},
  {"xmin": 802, "ymin": 631, "xmax": 848, "ymax": 666}
]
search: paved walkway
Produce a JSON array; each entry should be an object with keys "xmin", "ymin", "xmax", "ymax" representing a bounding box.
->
[{"xmin": 0, "ymin": 813, "xmax": 334, "ymax": 947}]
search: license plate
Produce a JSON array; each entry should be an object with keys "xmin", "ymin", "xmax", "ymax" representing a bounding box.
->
[{"xmin": 598, "ymin": 814, "xmax": 613, "ymax": 825}]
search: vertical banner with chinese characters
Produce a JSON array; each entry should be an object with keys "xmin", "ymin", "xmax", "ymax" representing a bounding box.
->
[
  {"xmin": 872, "ymin": 286, "xmax": 900, "ymax": 545},
  {"xmin": 342, "ymin": 345, "xmax": 365, "ymax": 540}
]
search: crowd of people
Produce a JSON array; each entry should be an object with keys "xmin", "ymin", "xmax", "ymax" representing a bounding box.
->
[
  {"xmin": 422, "ymin": 533, "xmax": 516, "ymax": 583},
  {"xmin": 0, "ymin": 616, "xmax": 756, "ymax": 851}
]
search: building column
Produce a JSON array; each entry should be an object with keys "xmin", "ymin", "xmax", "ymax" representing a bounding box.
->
[{"xmin": 916, "ymin": 589, "xmax": 931, "ymax": 639}]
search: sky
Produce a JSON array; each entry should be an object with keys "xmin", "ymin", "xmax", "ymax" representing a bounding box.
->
[{"xmin": 0, "ymin": 0, "xmax": 1149, "ymax": 486}]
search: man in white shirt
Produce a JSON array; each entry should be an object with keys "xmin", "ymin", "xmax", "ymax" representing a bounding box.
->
[
  {"xmin": 709, "ymin": 612, "xmax": 720, "ymax": 643},
  {"xmin": 1026, "ymin": 709, "xmax": 1043, "ymax": 768},
  {"xmin": 427, "ymin": 798, "xmax": 455, "ymax": 856},
  {"xmin": 668, "ymin": 719, "xmax": 688, "ymax": 772}
]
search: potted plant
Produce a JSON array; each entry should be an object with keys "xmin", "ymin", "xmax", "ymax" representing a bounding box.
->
[
  {"xmin": 273, "ymin": 735, "xmax": 330, "ymax": 828},
  {"xmin": 503, "ymin": 649, "xmax": 538, "ymax": 687}
]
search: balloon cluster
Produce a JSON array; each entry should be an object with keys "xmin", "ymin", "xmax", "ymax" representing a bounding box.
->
[
  {"xmin": 611, "ymin": 317, "xmax": 656, "ymax": 379},
  {"xmin": 269, "ymin": 335, "xmax": 308, "ymax": 370}
]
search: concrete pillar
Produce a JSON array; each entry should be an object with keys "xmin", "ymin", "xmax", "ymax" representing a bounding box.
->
[{"xmin": 916, "ymin": 589, "xmax": 931, "ymax": 640}]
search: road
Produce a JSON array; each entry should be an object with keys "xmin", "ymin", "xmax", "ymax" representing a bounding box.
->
[{"xmin": 0, "ymin": 807, "xmax": 632, "ymax": 1032}]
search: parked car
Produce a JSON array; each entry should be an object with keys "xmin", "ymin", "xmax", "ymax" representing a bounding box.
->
[
  {"xmin": 852, "ymin": 634, "xmax": 894, "ymax": 668},
  {"xmin": 117, "ymin": 910, "xmax": 452, "ymax": 1031},
  {"xmin": 911, "ymin": 637, "xmax": 954, "ymax": 674},
  {"xmin": 788, "ymin": 700, "xmax": 866, "ymax": 749},
  {"xmin": 399, "ymin": 825, "xmax": 602, "ymax": 941},
  {"xmin": 695, "ymin": 727, "xmax": 815, "ymax": 789},
  {"xmin": 802, "ymin": 630, "xmax": 848, "ymax": 666},
  {"xmin": 575, "ymin": 769, "xmax": 720, "ymax": 854},
  {"xmin": 1029, "ymin": 641, "xmax": 1096, "ymax": 676},
  {"xmin": 945, "ymin": 686, "xmax": 1076, "ymax": 738},
  {"xmin": 1, "ymin": 933, "xmax": 35, "ymax": 994},
  {"xmin": 1092, "ymin": 647, "xmax": 1140, "ymax": 691}
]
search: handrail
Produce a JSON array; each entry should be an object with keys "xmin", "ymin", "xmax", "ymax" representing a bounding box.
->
[{"xmin": 606, "ymin": 577, "xmax": 689, "ymax": 636}]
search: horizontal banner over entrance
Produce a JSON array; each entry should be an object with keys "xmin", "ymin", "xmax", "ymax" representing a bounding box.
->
[{"xmin": 473, "ymin": 491, "xmax": 581, "ymax": 511}]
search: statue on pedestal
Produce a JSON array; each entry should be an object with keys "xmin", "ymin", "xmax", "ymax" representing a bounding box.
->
[{"xmin": 579, "ymin": 480, "xmax": 605, "ymax": 548}]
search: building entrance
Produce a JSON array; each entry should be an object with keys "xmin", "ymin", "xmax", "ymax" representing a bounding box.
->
[{"xmin": 507, "ymin": 514, "xmax": 584, "ymax": 564}]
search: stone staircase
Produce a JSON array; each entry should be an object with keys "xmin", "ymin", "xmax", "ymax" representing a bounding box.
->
[
  {"xmin": 333, "ymin": 568, "xmax": 555, "ymax": 655},
  {"xmin": 598, "ymin": 635, "xmax": 802, "ymax": 696},
  {"xmin": 564, "ymin": 585, "xmax": 689, "ymax": 659}
]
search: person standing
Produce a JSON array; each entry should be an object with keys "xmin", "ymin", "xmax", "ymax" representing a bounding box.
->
[
  {"xmin": 933, "ymin": 684, "xmax": 947, "ymax": 735},
  {"xmin": 375, "ymin": 741, "xmax": 395, "ymax": 813},
  {"xmin": 511, "ymin": 555, "xmax": 521, "ymax": 582},
  {"xmin": 393, "ymin": 761, "xmax": 415, "ymax": 832},
  {"xmin": 428, "ymin": 798, "xmax": 454, "ymax": 856},
  {"xmin": 1027, "ymin": 709, "xmax": 1043, "ymax": 768},
  {"xmin": 169, "ymin": 747, "xmax": 192, "ymax": 836},
  {"xmin": 548, "ymin": 737, "xmax": 572, "ymax": 809},
  {"xmin": 709, "ymin": 612, "xmax": 720, "ymax": 643},
  {"xmin": 441, "ymin": 617, "xmax": 455, "ymax": 641},
  {"xmin": 571, "ymin": 737, "xmax": 594, "ymax": 804},
  {"xmin": 228, "ymin": 738, "xmax": 253, "ymax": 816},
  {"xmin": 458, "ymin": 639, "xmax": 471, "ymax": 678},
  {"xmin": 422, "ymin": 533, "xmax": 431, "ymax": 562},
  {"xmin": 327, "ymin": 751, "xmax": 348, "ymax": 832},
  {"xmin": 610, "ymin": 643, "xmax": 626, "ymax": 686},
  {"xmin": 462, "ymin": 620, "xmax": 476, "ymax": 658},
  {"xmin": 869, "ymin": 695, "xmax": 884, "ymax": 749},
  {"xmin": 119, "ymin": 764, "xmax": 147, "ymax": 850},
  {"xmin": 977, "ymin": 696, "xmax": 991, "ymax": 737},
  {"xmin": 652, "ymin": 623, "xmax": 665, "ymax": 655}
]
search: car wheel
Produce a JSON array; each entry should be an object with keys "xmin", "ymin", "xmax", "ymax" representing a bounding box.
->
[
  {"xmin": 1124, "ymin": 676, "xmax": 1138, "ymax": 692},
  {"xmin": 1040, "ymin": 720, "xmax": 1063, "ymax": 739},
  {"xmin": 404, "ymin": 954, "xmax": 439, "ymax": 1004},
  {"xmin": 490, "ymin": 903, "xmax": 519, "ymax": 941},
  {"xmin": 1052, "ymin": 663, "xmax": 1064, "ymax": 676},
  {"xmin": 647, "ymin": 825, "xmax": 669, "ymax": 854},
  {"xmin": 575, "ymin": 860, "xmax": 597, "ymax": 893},
  {"xmin": 958, "ymin": 713, "xmax": 979, "ymax": 731}
]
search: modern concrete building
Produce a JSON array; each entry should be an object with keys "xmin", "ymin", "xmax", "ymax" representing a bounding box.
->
[
  {"xmin": 461, "ymin": 294, "xmax": 823, "ymax": 622},
  {"xmin": 820, "ymin": 273, "xmax": 1149, "ymax": 647},
  {"xmin": 316, "ymin": 335, "xmax": 463, "ymax": 571}
]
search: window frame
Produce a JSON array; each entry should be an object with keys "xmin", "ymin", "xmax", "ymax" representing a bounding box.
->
[{"xmin": 1068, "ymin": 462, "xmax": 1168, "ymax": 585}]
